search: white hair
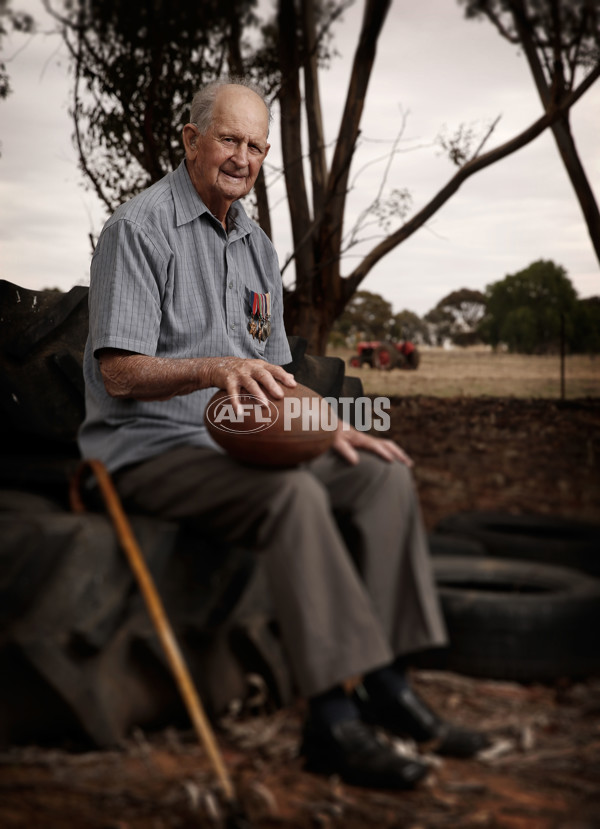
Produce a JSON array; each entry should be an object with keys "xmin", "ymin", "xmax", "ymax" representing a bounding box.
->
[{"xmin": 189, "ymin": 76, "xmax": 271, "ymax": 135}]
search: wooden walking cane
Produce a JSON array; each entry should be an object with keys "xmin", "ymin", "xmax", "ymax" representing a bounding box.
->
[{"xmin": 70, "ymin": 459, "xmax": 247, "ymax": 822}]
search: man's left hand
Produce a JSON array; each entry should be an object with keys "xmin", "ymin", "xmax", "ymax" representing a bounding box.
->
[{"xmin": 332, "ymin": 424, "xmax": 413, "ymax": 467}]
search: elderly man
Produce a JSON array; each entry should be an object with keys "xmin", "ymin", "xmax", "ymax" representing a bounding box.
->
[{"xmin": 79, "ymin": 77, "xmax": 488, "ymax": 789}]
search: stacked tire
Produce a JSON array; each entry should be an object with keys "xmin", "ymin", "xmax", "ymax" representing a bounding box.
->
[
  {"xmin": 0, "ymin": 288, "xmax": 366, "ymax": 747},
  {"xmin": 425, "ymin": 513, "xmax": 600, "ymax": 682}
]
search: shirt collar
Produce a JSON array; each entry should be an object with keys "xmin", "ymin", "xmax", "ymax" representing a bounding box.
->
[
  {"xmin": 226, "ymin": 200, "xmax": 254, "ymax": 241},
  {"xmin": 171, "ymin": 159, "xmax": 254, "ymax": 240}
]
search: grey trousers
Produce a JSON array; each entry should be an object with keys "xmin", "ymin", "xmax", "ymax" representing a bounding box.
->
[{"xmin": 114, "ymin": 446, "xmax": 447, "ymax": 698}]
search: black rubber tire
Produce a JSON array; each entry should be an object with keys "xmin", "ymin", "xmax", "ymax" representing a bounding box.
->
[
  {"xmin": 293, "ymin": 354, "xmax": 345, "ymax": 398},
  {"xmin": 0, "ymin": 511, "xmax": 261, "ymax": 746},
  {"xmin": 0, "ymin": 516, "xmax": 76, "ymax": 627},
  {"xmin": 373, "ymin": 342, "xmax": 398, "ymax": 371},
  {"xmin": 0, "ymin": 489, "xmax": 64, "ymax": 513},
  {"xmin": 337, "ymin": 375, "xmax": 365, "ymax": 429},
  {"xmin": 424, "ymin": 556, "xmax": 600, "ymax": 683},
  {"xmin": 340, "ymin": 375, "xmax": 363, "ymax": 398},
  {"xmin": 0, "ymin": 281, "xmax": 88, "ymax": 446},
  {"xmin": 283, "ymin": 336, "xmax": 308, "ymax": 374},
  {"xmin": 435, "ymin": 511, "xmax": 600, "ymax": 578},
  {"xmin": 428, "ymin": 532, "xmax": 487, "ymax": 558}
]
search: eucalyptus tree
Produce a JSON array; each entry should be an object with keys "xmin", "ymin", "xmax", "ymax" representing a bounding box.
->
[
  {"xmin": 462, "ymin": 0, "xmax": 600, "ymax": 264},
  {"xmin": 271, "ymin": 0, "xmax": 599, "ymax": 350},
  {"xmin": 482, "ymin": 259, "xmax": 578, "ymax": 352},
  {"xmin": 42, "ymin": 0, "xmax": 262, "ymax": 213},
  {"xmin": 41, "ymin": 0, "xmax": 600, "ymax": 352}
]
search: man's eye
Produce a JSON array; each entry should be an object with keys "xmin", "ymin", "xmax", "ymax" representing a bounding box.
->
[{"xmin": 249, "ymin": 145, "xmax": 263, "ymax": 155}]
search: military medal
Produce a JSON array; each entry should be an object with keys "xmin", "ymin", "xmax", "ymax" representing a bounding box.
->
[{"xmin": 247, "ymin": 290, "xmax": 271, "ymax": 341}]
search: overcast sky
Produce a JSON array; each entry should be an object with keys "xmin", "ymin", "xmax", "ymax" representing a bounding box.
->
[{"xmin": 1, "ymin": 0, "xmax": 599, "ymax": 316}]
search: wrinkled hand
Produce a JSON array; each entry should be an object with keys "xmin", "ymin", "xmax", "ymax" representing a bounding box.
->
[
  {"xmin": 206, "ymin": 357, "xmax": 296, "ymax": 408},
  {"xmin": 332, "ymin": 423, "xmax": 414, "ymax": 467}
]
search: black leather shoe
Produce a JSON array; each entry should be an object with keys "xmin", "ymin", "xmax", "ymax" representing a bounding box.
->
[
  {"xmin": 354, "ymin": 684, "xmax": 491, "ymax": 759},
  {"xmin": 300, "ymin": 717, "xmax": 430, "ymax": 789}
]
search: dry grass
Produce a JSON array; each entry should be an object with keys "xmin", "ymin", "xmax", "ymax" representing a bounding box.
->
[{"xmin": 328, "ymin": 346, "xmax": 600, "ymax": 399}]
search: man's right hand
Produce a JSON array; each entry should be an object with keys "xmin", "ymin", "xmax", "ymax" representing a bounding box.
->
[
  {"xmin": 205, "ymin": 356, "xmax": 296, "ymax": 406},
  {"xmin": 98, "ymin": 348, "xmax": 296, "ymax": 405}
]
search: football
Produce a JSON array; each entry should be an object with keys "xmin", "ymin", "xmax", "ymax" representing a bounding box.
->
[{"xmin": 204, "ymin": 382, "xmax": 337, "ymax": 468}]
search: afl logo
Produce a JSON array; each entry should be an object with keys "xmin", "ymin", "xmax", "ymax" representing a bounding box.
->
[{"xmin": 205, "ymin": 393, "xmax": 279, "ymax": 434}]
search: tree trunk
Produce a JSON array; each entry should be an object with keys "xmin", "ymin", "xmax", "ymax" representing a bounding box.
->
[
  {"xmin": 549, "ymin": 114, "xmax": 600, "ymax": 264},
  {"xmin": 254, "ymin": 168, "xmax": 272, "ymax": 239},
  {"xmin": 281, "ymin": 0, "xmax": 392, "ymax": 354},
  {"xmin": 301, "ymin": 0, "xmax": 328, "ymax": 217},
  {"xmin": 509, "ymin": 0, "xmax": 600, "ymax": 265},
  {"xmin": 318, "ymin": 0, "xmax": 391, "ymax": 279},
  {"xmin": 279, "ymin": 0, "xmax": 599, "ymax": 354},
  {"xmin": 277, "ymin": 0, "xmax": 315, "ymax": 297},
  {"xmin": 284, "ymin": 272, "xmax": 340, "ymax": 354}
]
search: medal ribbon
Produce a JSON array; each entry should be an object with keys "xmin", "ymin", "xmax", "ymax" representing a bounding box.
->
[
  {"xmin": 250, "ymin": 291, "xmax": 270, "ymax": 321},
  {"xmin": 248, "ymin": 290, "xmax": 271, "ymax": 340}
]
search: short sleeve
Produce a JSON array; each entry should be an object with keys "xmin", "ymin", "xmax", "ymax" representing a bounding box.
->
[{"xmin": 89, "ymin": 218, "xmax": 169, "ymax": 358}]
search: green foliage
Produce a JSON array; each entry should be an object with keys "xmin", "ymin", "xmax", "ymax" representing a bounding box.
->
[
  {"xmin": 432, "ymin": 287, "xmax": 487, "ymax": 344},
  {"xmin": 53, "ymin": 0, "xmax": 264, "ymax": 210},
  {"xmin": 329, "ymin": 275, "xmax": 600, "ymax": 355},
  {"xmin": 390, "ymin": 309, "xmax": 429, "ymax": 344},
  {"xmin": 481, "ymin": 259, "xmax": 584, "ymax": 353},
  {"xmin": 331, "ymin": 294, "xmax": 432, "ymax": 347},
  {"xmin": 331, "ymin": 290, "xmax": 395, "ymax": 343},
  {"xmin": 461, "ymin": 0, "xmax": 600, "ymax": 83},
  {"xmin": 50, "ymin": 0, "xmax": 345, "ymax": 214},
  {"xmin": 423, "ymin": 306, "xmax": 454, "ymax": 346},
  {"xmin": 572, "ymin": 297, "xmax": 600, "ymax": 354}
]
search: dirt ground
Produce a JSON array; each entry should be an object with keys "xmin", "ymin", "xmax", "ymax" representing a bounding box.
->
[
  {"xmin": 1, "ymin": 396, "xmax": 599, "ymax": 828},
  {"xmin": 392, "ymin": 395, "xmax": 600, "ymax": 532}
]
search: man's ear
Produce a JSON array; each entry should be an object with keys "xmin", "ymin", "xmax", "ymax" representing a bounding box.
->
[{"xmin": 182, "ymin": 124, "xmax": 199, "ymax": 157}]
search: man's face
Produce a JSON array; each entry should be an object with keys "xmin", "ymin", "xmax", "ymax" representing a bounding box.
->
[{"xmin": 183, "ymin": 85, "xmax": 270, "ymax": 223}]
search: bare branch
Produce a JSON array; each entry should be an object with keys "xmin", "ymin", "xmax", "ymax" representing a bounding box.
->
[
  {"xmin": 343, "ymin": 62, "xmax": 600, "ymax": 300},
  {"xmin": 301, "ymin": 0, "xmax": 327, "ymax": 216},
  {"xmin": 277, "ymin": 0, "xmax": 314, "ymax": 291},
  {"xmin": 470, "ymin": 114, "xmax": 502, "ymax": 160},
  {"xmin": 321, "ymin": 0, "xmax": 392, "ymax": 250},
  {"xmin": 344, "ymin": 114, "xmax": 413, "ymax": 249}
]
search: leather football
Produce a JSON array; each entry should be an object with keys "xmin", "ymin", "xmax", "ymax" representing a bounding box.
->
[{"xmin": 204, "ymin": 382, "xmax": 336, "ymax": 467}]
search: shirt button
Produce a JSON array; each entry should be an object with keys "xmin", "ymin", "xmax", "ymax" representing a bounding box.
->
[
  {"xmin": 231, "ymin": 323, "xmax": 236, "ymax": 330},
  {"xmin": 228, "ymin": 281, "xmax": 233, "ymax": 289}
]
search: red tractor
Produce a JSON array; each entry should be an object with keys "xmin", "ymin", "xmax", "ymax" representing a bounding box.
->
[{"xmin": 348, "ymin": 340, "xmax": 420, "ymax": 371}]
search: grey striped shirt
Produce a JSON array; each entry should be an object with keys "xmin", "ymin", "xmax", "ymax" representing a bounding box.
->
[{"xmin": 78, "ymin": 160, "xmax": 292, "ymax": 472}]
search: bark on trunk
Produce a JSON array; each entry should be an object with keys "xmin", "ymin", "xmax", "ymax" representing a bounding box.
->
[
  {"xmin": 254, "ymin": 168, "xmax": 272, "ymax": 240},
  {"xmin": 509, "ymin": 0, "xmax": 600, "ymax": 265},
  {"xmin": 283, "ymin": 292, "xmax": 337, "ymax": 354},
  {"xmin": 277, "ymin": 0, "xmax": 315, "ymax": 297},
  {"xmin": 549, "ymin": 114, "xmax": 600, "ymax": 264}
]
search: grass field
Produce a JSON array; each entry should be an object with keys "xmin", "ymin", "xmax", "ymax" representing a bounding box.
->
[{"xmin": 327, "ymin": 346, "xmax": 600, "ymax": 399}]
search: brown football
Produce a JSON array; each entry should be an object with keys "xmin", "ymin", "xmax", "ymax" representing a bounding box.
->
[{"xmin": 204, "ymin": 382, "xmax": 337, "ymax": 468}]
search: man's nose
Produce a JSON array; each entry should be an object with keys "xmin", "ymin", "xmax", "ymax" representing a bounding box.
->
[{"xmin": 231, "ymin": 143, "xmax": 249, "ymax": 166}]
